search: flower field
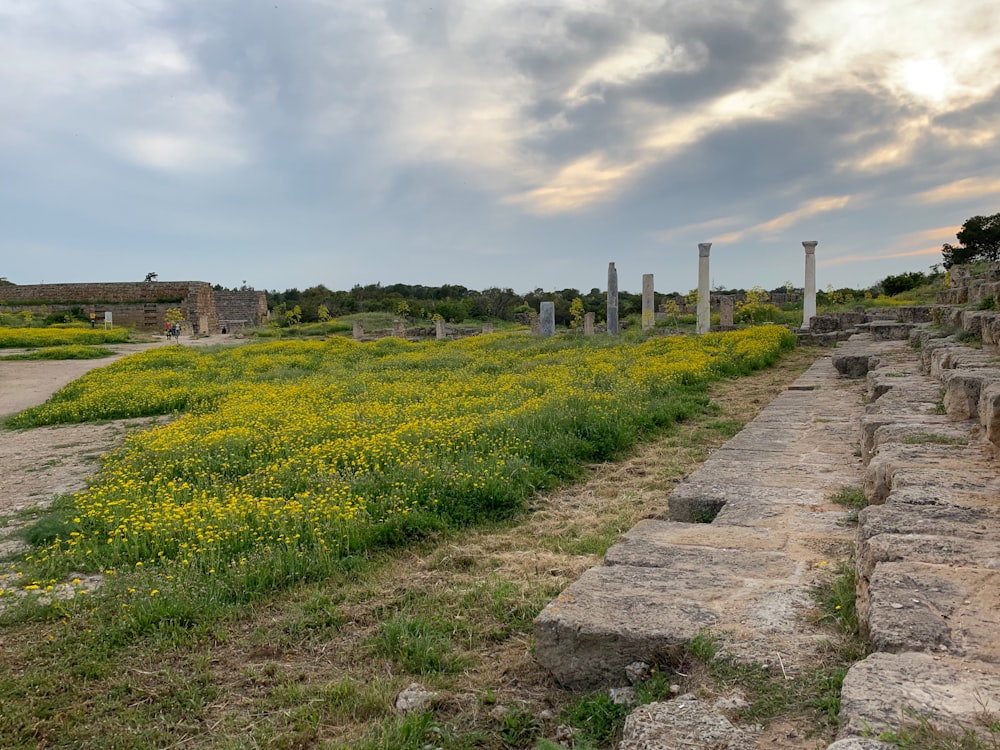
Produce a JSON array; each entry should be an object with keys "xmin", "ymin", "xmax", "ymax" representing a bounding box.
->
[
  {"xmin": 5, "ymin": 327, "xmax": 793, "ymax": 610},
  {"xmin": 0, "ymin": 326, "xmax": 130, "ymax": 348}
]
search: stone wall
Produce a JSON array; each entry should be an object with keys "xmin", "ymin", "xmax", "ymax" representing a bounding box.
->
[
  {"xmin": 0, "ymin": 280, "xmax": 265, "ymax": 334},
  {"xmin": 937, "ymin": 262, "xmax": 1000, "ymax": 305},
  {"xmin": 214, "ymin": 290, "xmax": 269, "ymax": 331}
]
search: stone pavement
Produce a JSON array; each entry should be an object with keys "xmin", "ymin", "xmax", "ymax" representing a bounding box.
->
[{"xmin": 534, "ymin": 328, "xmax": 1000, "ymax": 748}]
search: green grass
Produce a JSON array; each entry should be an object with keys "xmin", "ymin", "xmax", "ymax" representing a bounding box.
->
[
  {"xmin": 0, "ymin": 345, "xmax": 116, "ymax": 360},
  {"xmin": 902, "ymin": 433, "xmax": 968, "ymax": 446},
  {"xmin": 831, "ymin": 486, "xmax": 868, "ymax": 509},
  {"xmin": 876, "ymin": 711, "xmax": 1000, "ymax": 749}
]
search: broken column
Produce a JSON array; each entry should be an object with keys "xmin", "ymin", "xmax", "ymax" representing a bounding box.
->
[
  {"xmin": 435, "ymin": 318, "xmax": 446, "ymax": 340},
  {"xmin": 642, "ymin": 274, "xmax": 655, "ymax": 330},
  {"xmin": 393, "ymin": 319, "xmax": 406, "ymax": 338},
  {"xmin": 584, "ymin": 312, "xmax": 595, "ymax": 335},
  {"xmin": 607, "ymin": 262, "xmax": 619, "ymax": 337},
  {"xmin": 482, "ymin": 322, "xmax": 494, "ymax": 334},
  {"xmin": 802, "ymin": 241, "xmax": 818, "ymax": 329},
  {"xmin": 720, "ymin": 296, "xmax": 734, "ymax": 328},
  {"xmin": 697, "ymin": 243, "xmax": 711, "ymax": 335},
  {"xmin": 353, "ymin": 320, "xmax": 363, "ymax": 340},
  {"xmin": 540, "ymin": 301, "xmax": 555, "ymax": 337}
]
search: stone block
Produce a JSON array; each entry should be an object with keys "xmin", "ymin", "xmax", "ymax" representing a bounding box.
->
[
  {"xmin": 620, "ymin": 696, "xmax": 758, "ymax": 750},
  {"xmin": 869, "ymin": 321, "xmax": 916, "ymax": 340},
  {"xmin": 534, "ymin": 539, "xmax": 809, "ymax": 689},
  {"xmin": 838, "ymin": 652, "xmax": 1000, "ymax": 741},
  {"xmin": 981, "ymin": 381, "xmax": 1000, "ymax": 446},
  {"xmin": 833, "ymin": 353, "xmax": 879, "ymax": 377},
  {"xmin": 533, "ymin": 564, "xmax": 719, "ymax": 689},
  {"xmin": 943, "ymin": 370, "xmax": 996, "ymax": 420}
]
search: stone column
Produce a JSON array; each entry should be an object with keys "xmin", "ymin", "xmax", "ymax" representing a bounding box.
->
[
  {"xmin": 720, "ymin": 296, "xmax": 734, "ymax": 328},
  {"xmin": 802, "ymin": 241, "xmax": 818, "ymax": 329},
  {"xmin": 482, "ymin": 322, "xmax": 494, "ymax": 334},
  {"xmin": 583, "ymin": 311, "xmax": 595, "ymax": 335},
  {"xmin": 641, "ymin": 273, "xmax": 655, "ymax": 330},
  {"xmin": 607, "ymin": 262, "xmax": 619, "ymax": 337},
  {"xmin": 697, "ymin": 243, "xmax": 711, "ymax": 335},
  {"xmin": 540, "ymin": 301, "xmax": 555, "ymax": 337},
  {"xmin": 393, "ymin": 319, "xmax": 406, "ymax": 338},
  {"xmin": 435, "ymin": 318, "xmax": 446, "ymax": 340},
  {"xmin": 530, "ymin": 314, "xmax": 541, "ymax": 335},
  {"xmin": 353, "ymin": 320, "xmax": 363, "ymax": 340}
]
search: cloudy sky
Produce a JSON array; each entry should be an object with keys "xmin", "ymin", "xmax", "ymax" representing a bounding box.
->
[{"xmin": 2, "ymin": 0, "xmax": 999, "ymax": 295}]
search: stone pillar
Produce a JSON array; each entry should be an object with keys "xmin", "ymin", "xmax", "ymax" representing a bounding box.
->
[
  {"xmin": 435, "ymin": 318, "xmax": 446, "ymax": 340},
  {"xmin": 697, "ymin": 243, "xmax": 711, "ymax": 335},
  {"xmin": 641, "ymin": 273, "xmax": 655, "ymax": 330},
  {"xmin": 530, "ymin": 314, "xmax": 541, "ymax": 335},
  {"xmin": 393, "ymin": 319, "xmax": 406, "ymax": 338},
  {"xmin": 607, "ymin": 262, "xmax": 619, "ymax": 337},
  {"xmin": 802, "ymin": 241, "xmax": 818, "ymax": 329},
  {"xmin": 353, "ymin": 320, "xmax": 363, "ymax": 340},
  {"xmin": 540, "ymin": 301, "xmax": 555, "ymax": 337},
  {"xmin": 584, "ymin": 311, "xmax": 595, "ymax": 335},
  {"xmin": 482, "ymin": 322, "xmax": 494, "ymax": 334},
  {"xmin": 720, "ymin": 296, "xmax": 734, "ymax": 328}
]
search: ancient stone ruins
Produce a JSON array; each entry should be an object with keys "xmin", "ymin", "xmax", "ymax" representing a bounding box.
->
[
  {"xmin": 534, "ymin": 261, "xmax": 1000, "ymax": 748},
  {"xmin": 0, "ymin": 280, "xmax": 268, "ymax": 334}
]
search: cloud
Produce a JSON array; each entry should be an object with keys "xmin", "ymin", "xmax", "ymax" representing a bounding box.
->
[
  {"xmin": 916, "ymin": 177, "xmax": 1000, "ymax": 205},
  {"xmin": 714, "ymin": 196, "xmax": 853, "ymax": 243}
]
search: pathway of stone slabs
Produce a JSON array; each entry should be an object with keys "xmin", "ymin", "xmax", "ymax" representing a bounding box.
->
[
  {"xmin": 534, "ymin": 348, "xmax": 867, "ymax": 693},
  {"xmin": 535, "ymin": 335, "xmax": 1000, "ymax": 749}
]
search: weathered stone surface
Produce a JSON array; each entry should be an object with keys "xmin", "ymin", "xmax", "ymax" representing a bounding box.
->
[
  {"xmin": 604, "ymin": 520, "xmax": 789, "ymax": 568},
  {"xmin": 980, "ymin": 381, "xmax": 1000, "ymax": 447},
  {"xmin": 619, "ymin": 695, "xmax": 758, "ymax": 750},
  {"xmin": 943, "ymin": 369, "xmax": 999, "ymax": 419},
  {"xmin": 533, "ymin": 565, "xmax": 718, "ymax": 689},
  {"xmin": 865, "ymin": 562, "xmax": 1000, "ymax": 660},
  {"xmin": 395, "ymin": 683, "xmax": 437, "ymax": 713},
  {"xmin": 833, "ymin": 352, "xmax": 879, "ymax": 377},
  {"xmin": 869, "ymin": 321, "xmax": 917, "ymax": 340},
  {"xmin": 863, "ymin": 442, "xmax": 992, "ymax": 505},
  {"xmin": 838, "ymin": 652, "xmax": 1000, "ymax": 740},
  {"xmin": 826, "ymin": 739, "xmax": 895, "ymax": 750},
  {"xmin": 858, "ymin": 532, "xmax": 1000, "ymax": 580},
  {"xmin": 858, "ymin": 501, "xmax": 1000, "ymax": 545}
]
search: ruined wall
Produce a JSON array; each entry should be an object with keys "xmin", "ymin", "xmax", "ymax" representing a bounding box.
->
[
  {"xmin": 0, "ymin": 281, "xmax": 222, "ymax": 333},
  {"xmin": 937, "ymin": 262, "xmax": 1000, "ymax": 305},
  {"xmin": 213, "ymin": 290, "xmax": 269, "ymax": 330}
]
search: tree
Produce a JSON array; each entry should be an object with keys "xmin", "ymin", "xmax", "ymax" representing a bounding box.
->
[
  {"xmin": 942, "ymin": 212, "xmax": 1000, "ymax": 268},
  {"xmin": 880, "ymin": 271, "xmax": 927, "ymax": 296}
]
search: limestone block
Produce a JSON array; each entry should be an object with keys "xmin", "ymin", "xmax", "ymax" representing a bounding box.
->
[
  {"xmin": 534, "ymin": 541, "xmax": 808, "ymax": 689},
  {"xmin": 838, "ymin": 652, "xmax": 1000, "ymax": 741},
  {"xmin": 533, "ymin": 565, "xmax": 718, "ymax": 689},
  {"xmin": 981, "ymin": 381, "xmax": 1000, "ymax": 447},
  {"xmin": 833, "ymin": 353, "xmax": 879, "ymax": 377},
  {"xmin": 942, "ymin": 370, "xmax": 995, "ymax": 420},
  {"xmin": 620, "ymin": 696, "xmax": 758, "ymax": 750},
  {"xmin": 869, "ymin": 321, "xmax": 916, "ymax": 340},
  {"xmin": 826, "ymin": 740, "xmax": 895, "ymax": 750}
]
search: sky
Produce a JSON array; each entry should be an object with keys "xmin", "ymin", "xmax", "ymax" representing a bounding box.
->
[{"xmin": 2, "ymin": 0, "xmax": 999, "ymax": 296}]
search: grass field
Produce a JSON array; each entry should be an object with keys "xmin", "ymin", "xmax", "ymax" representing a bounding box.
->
[{"xmin": 0, "ymin": 327, "xmax": 806, "ymax": 748}]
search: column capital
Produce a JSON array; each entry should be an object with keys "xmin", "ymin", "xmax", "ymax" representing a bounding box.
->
[
  {"xmin": 802, "ymin": 241, "xmax": 818, "ymax": 254},
  {"xmin": 698, "ymin": 242, "xmax": 712, "ymax": 257}
]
